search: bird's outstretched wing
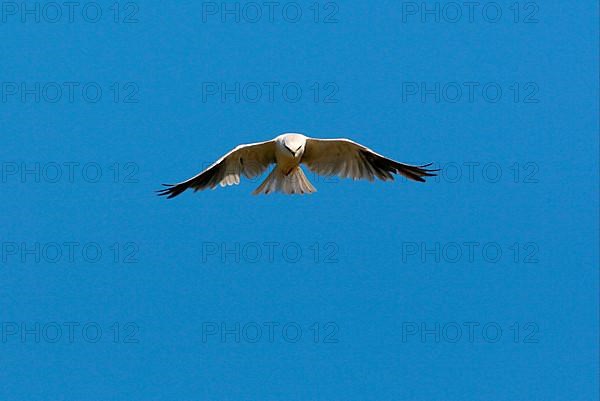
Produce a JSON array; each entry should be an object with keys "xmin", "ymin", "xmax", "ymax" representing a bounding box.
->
[
  {"xmin": 157, "ymin": 140, "xmax": 276, "ymax": 198},
  {"xmin": 302, "ymin": 138, "xmax": 437, "ymax": 182}
]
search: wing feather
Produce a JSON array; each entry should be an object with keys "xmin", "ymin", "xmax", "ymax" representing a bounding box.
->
[
  {"xmin": 157, "ymin": 140, "xmax": 275, "ymax": 198},
  {"xmin": 302, "ymin": 138, "xmax": 437, "ymax": 183}
]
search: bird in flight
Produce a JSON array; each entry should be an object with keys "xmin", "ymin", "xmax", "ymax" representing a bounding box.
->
[{"xmin": 157, "ymin": 133, "xmax": 437, "ymax": 198}]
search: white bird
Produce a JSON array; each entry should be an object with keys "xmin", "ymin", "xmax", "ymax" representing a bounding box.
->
[{"xmin": 157, "ymin": 133, "xmax": 437, "ymax": 198}]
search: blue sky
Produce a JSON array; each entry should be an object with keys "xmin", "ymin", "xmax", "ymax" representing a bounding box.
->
[{"xmin": 1, "ymin": 1, "xmax": 598, "ymax": 400}]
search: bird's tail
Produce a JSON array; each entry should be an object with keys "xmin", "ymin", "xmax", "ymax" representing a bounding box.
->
[{"xmin": 253, "ymin": 166, "xmax": 316, "ymax": 195}]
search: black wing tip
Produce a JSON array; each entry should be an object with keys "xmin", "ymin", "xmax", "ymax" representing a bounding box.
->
[
  {"xmin": 399, "ymin": 162, "xmax": 439, "ymax": 182},
  {"xmin": 156, "ymin": 183, "xmax": 187, "ymax": 199},
  {"xmin": 418, "ymin": 163, "xmax": 439, "ymax": 171},
  {"xmin": 358, "ymin": 150, "xmax": 439, "ymax": 183},
  {"xmin": 417, "ymin": 163, "xmax": 440, "ymax": 174}
]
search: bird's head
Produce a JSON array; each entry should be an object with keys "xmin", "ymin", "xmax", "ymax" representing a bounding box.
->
[{"xmin": 279, "ymin": 133, "xmax": 306, "ymax": 159}]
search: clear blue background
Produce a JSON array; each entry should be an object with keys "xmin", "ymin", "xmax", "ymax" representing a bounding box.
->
[{"xmin": 1, "ymin": 1, "xmax": 598, "ymax": 400}]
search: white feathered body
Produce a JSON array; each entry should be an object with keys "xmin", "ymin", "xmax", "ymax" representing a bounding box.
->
[{"xmin": 255, "ymin": 134, "xmax": 315, "ymax": 194}]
